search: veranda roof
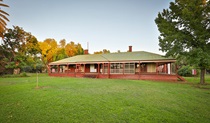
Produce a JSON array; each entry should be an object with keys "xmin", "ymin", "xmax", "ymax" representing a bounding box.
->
[{"xmin": 49, "ymin": 51, "xmax": 175, "ymax": 65}]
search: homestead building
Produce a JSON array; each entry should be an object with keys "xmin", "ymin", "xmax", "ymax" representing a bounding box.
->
[{"xmin": 48, "ymin": 46, "xmax": 184, "ymax": 81}]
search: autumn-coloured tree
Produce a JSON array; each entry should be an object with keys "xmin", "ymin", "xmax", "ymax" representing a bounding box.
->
[
  {"xmin": 65, "ymin": 41, "xmax": 84, "ymax": 57},
  {"xmin": 75, "ymin": 43, "xmax": 84, "ymax": 55},
  {"xmin": 65, "ymin": 41, "xmax": 77, "ymax": 57},
  {"xmin": 0, "ymin": 0, "xmax": 9, "ymax": 38},
  {"xmin": 56, "ymin": 39, "xmax": 67, "ymax": 61},
  {"xmin": 59, "ymin": 39, "xmax": 66, "ymax": 48},
  {"xmin": 94, "ymin": 49, "xmax": 110, "ymax": 54},
  {"xmin": 39, "ymin": 39, "xmax": 84, "ymax": 67},
  {"xmin": 39, "ymin": 38, "xmax": 58, "ymax": 65}
]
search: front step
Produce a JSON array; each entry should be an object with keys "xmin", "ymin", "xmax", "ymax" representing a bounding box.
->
[{"xmin": 177, "ymin": 75, "xmax": 186, "ymax": 81}]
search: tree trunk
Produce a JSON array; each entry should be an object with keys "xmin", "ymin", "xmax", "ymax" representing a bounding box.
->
[{"xmin": 200, "ymin": 69, "xmax": 205, "ymax": 84}]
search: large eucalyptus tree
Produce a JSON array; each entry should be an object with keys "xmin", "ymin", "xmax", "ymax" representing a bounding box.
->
[{"xmin": 155, "ymin": 0, "xmax": 210, "ymax": 84}]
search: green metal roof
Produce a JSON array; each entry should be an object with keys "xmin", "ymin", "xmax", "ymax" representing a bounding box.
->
[{"xmin": 49, "ymin": 51, "xmax": 175, "ymax": 65}]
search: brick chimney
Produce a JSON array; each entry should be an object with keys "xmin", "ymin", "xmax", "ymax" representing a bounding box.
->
[
  {"xmin": 128, "ymin": 46, "xmax": 132, "ymax": 52},
  {"xmin": 84, "ymin": 49, "xmax": 89, "ymax": 55}
]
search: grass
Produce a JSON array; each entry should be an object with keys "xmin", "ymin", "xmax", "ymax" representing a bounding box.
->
[
  {"xmin": 0, "ymin": 74, "xmax": 210, "ymax": 123},
  {"xmin": 184, "ymin": 74, "xmax": 210, "ymax": 90}
]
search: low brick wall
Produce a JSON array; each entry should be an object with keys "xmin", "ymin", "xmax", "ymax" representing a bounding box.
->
[{"xmin": 49, "ymin": 72, "xmax": 182, "ymax": 81}]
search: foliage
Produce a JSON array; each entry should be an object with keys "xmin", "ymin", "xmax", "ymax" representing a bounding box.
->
[
  {"xmin": 75, "ymin": 43, "xmax": 84, "ymax": 55},
  {"xmin": 0, "ymin": 72, "xmax": 29, "ymax": 78},
  {"xmin": 94, "ymin": 49, "xmax": 110, "ymax": 54},
  {"xmin": 21, "ymin": 57, "xmax": 44, "ymax": 73},
  {"xmin": 56, "ymin": 39, "xmax": 68, "ymax": 60},
  {"xmin": 65, "ymin": 41, "xmax": 84, "ymax": 57},
  {"xmin": 155, "ymin": 0, "xmax": 210, "ymax": 84},
  {"xmin": 0, "ymin": 27, "xmax": 84, "ymax": 75},
  {"xmin": 178, "ymin": 65, "xmax": 193, "ymax": 77},
  {"xmin": 20, "ymin": 72, "xmax": 28, "ymax": 77},
  {"xmin": 0, "ymin": 0, "xmax": 9, "ymax": 38},
  {"xmin": 39, "ymin": 39, "xmax": 84, "ymax": 66},
  {"xmin": 0, "ymin": 75, "xmax": 210, "ymax": 122},
  {"xmin": 0, "ymin": 26, "xmax": 41, "ymax": 74},
  {"xmin": 39, "ymin": 38, "xmax": 58, "ymax": 65}
]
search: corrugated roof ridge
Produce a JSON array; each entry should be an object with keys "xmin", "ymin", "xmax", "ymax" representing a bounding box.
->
[
  {"xmin": 104, "ymin": 51, "xmax": 144, "ymax": 54},
  {"xmin": 140, "ymin": 51, "xmax": 164, "ymax": 56},
  {"xmin": 100, "ymin": 54, "xmax": 110, "ymax": 61},
  {"xmin": 101, "ymin": 51, "xmax": 164, "ymax": 56}
]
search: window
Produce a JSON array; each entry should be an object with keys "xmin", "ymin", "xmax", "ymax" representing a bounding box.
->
[
  {"xmin": 110, "ymin": 63, "xmax": 123, "ymax": 74},
  {"xmin": 101, "ymin": 63, "xmax": 108, "ymax": 74},
  {"xmin": 124, "ymin": 63, "xmax": 135, "ymax": 74},
  {"xmin": 101, "ymin": 63, "xmax": 135, "ymax": 74}
]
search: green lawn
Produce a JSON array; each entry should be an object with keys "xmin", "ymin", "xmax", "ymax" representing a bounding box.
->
[{"xmin": 0, "ymin": 74, "xmax": 210, "ymax": 123}]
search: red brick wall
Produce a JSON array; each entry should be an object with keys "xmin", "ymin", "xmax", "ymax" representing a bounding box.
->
[{"xmin": 49, "ymin": 73, "xmax": 180, "ymax": 81}]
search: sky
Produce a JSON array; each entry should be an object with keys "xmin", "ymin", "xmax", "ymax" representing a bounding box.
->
[{"xmin": 4, "ymin": 0, "xmax": 173, "ymax": 54}]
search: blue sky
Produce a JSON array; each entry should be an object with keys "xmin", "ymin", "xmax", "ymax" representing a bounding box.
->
[{"xmin": 4, "ymin": 0, "xmax": 173, "ymax": 54}]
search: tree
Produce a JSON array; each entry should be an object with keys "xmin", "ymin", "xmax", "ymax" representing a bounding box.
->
[
  {"xmin": 56, "ymin": 39, "xmax": 67, "ymax": 61},
  {"xmin": 0, "ymin": 0, "xmax": 9, "ymax": 38},
  {"xmin": 1, "ymin": 26, "xmax": 27, "ymax": 74},
  {"xmin": 155, "ymin": 0, "xmax": 210, "ymax": 84},
  {"xmin": 75, "ymin": 43, "xmax": 84, "ymax": 55},
  {"xmin": 59, "ymin": 39, "xmax": 66, "ymax": 48},
  {"xmin": 65, "ymin": 41, "xmax": 76, "ymax": 57},
  {"xmin": 65, "ymin": 41, "xmax": 84, "ymax": 57},
  {"xmin": 39, "ymin": 38, "xmax": 58, "ymax": 65},
  {"xmin": 0, "ymin": 26, "xmax": 41, "ymax": 74},
  {"xmin": 94, "ymin": 49, "xmax": 110, "ymax": 54},
  {"xmin": 39, "ymin": 39, "xmax": 84, "ymax": 68}
]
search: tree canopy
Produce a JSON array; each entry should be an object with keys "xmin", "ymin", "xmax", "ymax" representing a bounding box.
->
[
  {"xmin": 94, "ymin": 49, "xmax": 110, "ymax": 54},
  {"xmin": 39, "ymin": 39, "xmax": 84, "ymax": 66},
  {"xmin": 155, "ymin": 0, "xmax": 210, "ymax": 84},
  {"xmin": 0, "ymin": 26, "xmax": 41, "ymax": 74},
  {"xmin": 0, "ymin": 26, "xmax": 85, "ymax": 74}
]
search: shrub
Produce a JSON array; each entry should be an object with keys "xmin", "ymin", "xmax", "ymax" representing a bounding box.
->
[
  {"xmin": 20, "ymin": 72, "xmax": 28, "ymax": 77},
  {"xmin": 21, "ymin": 66, "xmax": 33, "ymax": 72},
  {"xmin": 178, "ymin": 65, "xmax": 193, "ymax": 77}
]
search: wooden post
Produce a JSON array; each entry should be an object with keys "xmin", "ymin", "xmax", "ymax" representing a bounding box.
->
[
  {"xmin": 164, "ymin": 64, "xmax": 167, "ymax": 74},
  {"xmin": 123, "ymin": 63, "xmax": 125, "ymax": 75},
  {"xmin": 108, "ymin": 62, "xmax": 110, "ymax": 78},
  {"xmin": 74, "ymin": 64, "xmax": 77, "ymax": 77},
  {"xmin": 156, "ymin": 62, "xmax": 158, "ymax": 74},
  {"xmin": 98, "ymin": 63, "xmax": 100, "ymax": 74},
  {"xmin": 58, "ymin": 65, "xmax": 60, "ymax": 73},
  {"xmin": 97, "ymin": 63, "xmax": 99, "ymax": 78},
  {"xmin": 48, "ymin": 65, "xmax": 51, "ymax": 74},
  {"xmin": 84, "ymin": 63, "xmax": 86, "ymax": 74},
  {"xmin": 103, "ymin": 63, "xmax": 105, "ymax": 74},
  {"xmin": 67, "ymin": 64, "xmax": 69, "ymax": 74},
  {"xmin": 166, "ymin": 63, "xmax": 168, "ymax": 74}
]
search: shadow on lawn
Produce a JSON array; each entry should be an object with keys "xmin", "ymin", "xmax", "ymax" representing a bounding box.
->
[{"xmin": 191, "ymin": 83, "xmax": 210, "ymax": 90}]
